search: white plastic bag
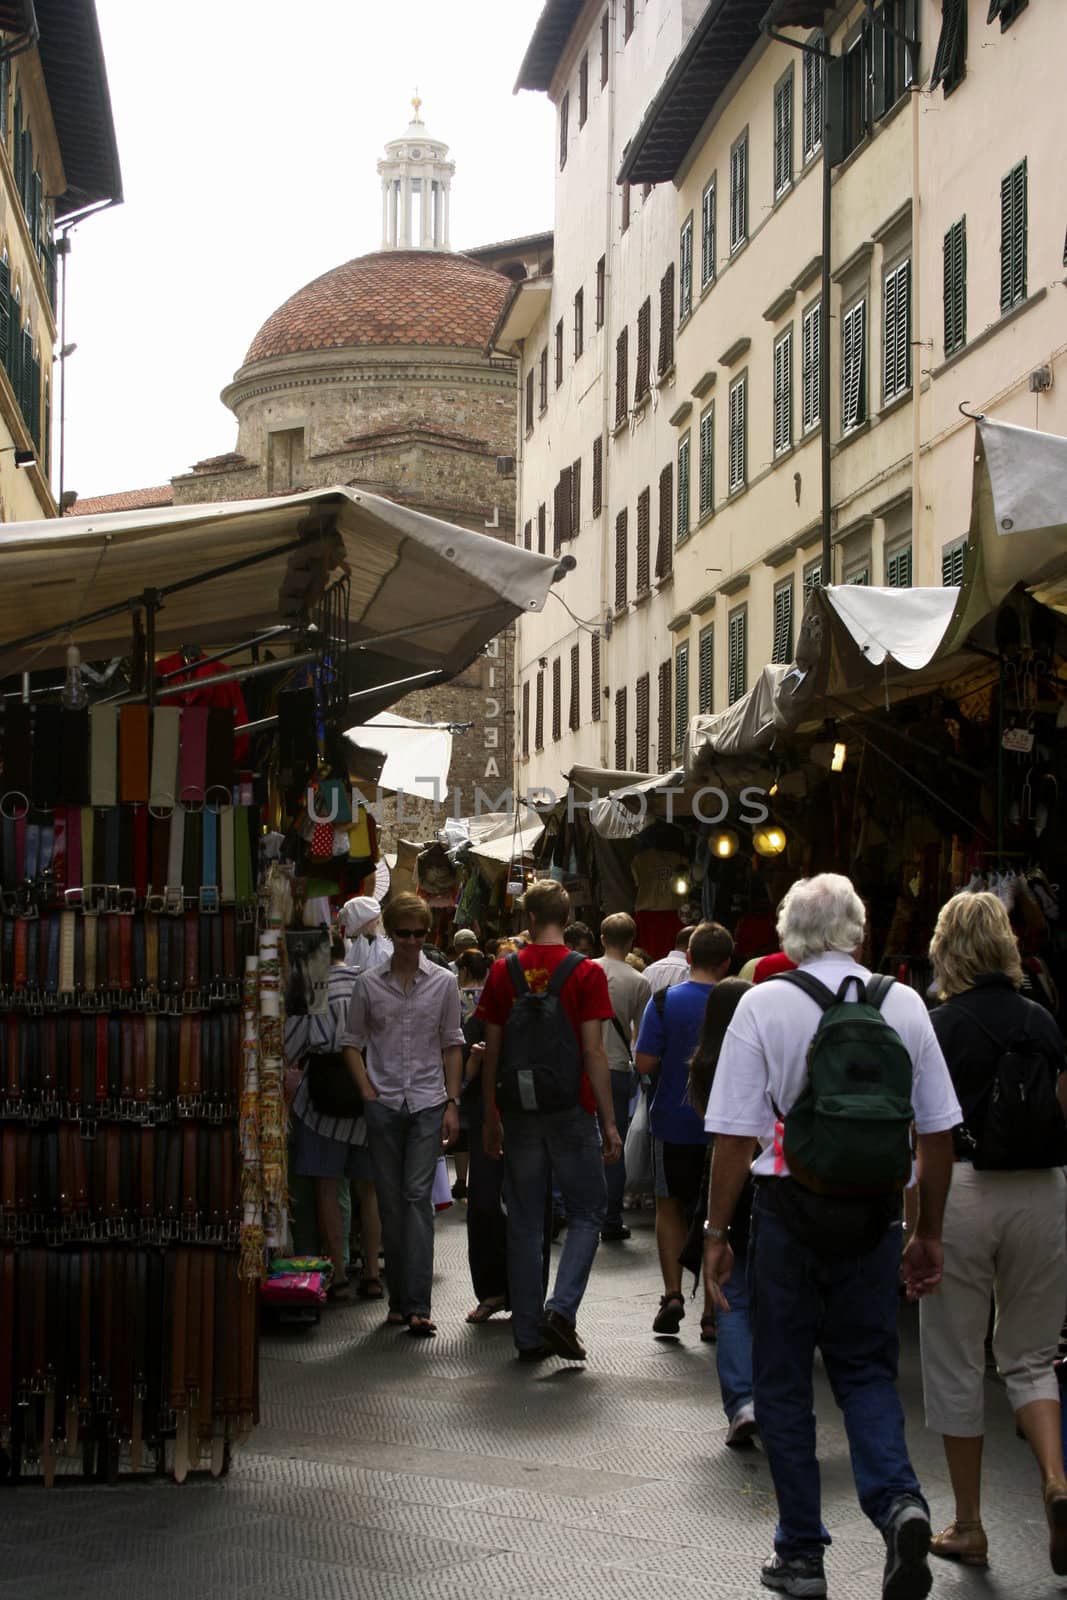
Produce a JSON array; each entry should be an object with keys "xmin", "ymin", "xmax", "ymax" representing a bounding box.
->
[{"xmin": 624, "ymin": 1087, "xmax": 652, "ymax": 1194}]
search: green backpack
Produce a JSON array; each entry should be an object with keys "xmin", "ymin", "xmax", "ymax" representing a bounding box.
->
[{"xmin": 772, "ymin": 972, "xmax": 915, "ymax": 1196}]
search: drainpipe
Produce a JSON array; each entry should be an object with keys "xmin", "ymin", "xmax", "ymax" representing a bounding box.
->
[
  {"xmin": 760, "ymin": 5, "xmax": 832, "ymax": 584},
  {"xmin": 599, "ymin": 0, "xmax": 617, "ymax": 767}
]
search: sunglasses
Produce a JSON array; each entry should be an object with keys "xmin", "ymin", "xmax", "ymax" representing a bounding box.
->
[{"xmin": 393, "ymin": 928, "xmax": 427, "ymax": 941}]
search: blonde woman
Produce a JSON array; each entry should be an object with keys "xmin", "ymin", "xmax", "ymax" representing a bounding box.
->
[{"xmin": 923, "ymin": 890, "xmax": 1067, "ymax": 1573}]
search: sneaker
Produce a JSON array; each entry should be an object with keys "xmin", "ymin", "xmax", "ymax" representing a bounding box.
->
[
  {"xmin": 726, "ymin": 1402, "xmax": 758, "ymax": 1449},
  {"xmin": 760, "ymin": 1552, "xmax": 827, "ymax": 1597},
  {"xmin": 882, "ymin": 1497, "xmax": 932, "ymax": 1600},
  {"xmin": 600, "ymin": 1223, "xmax": 631, "ymax": 1241},
  {"xmin": 538, "ymin": 1309, "xmax": 587, "ymax": 1361}
]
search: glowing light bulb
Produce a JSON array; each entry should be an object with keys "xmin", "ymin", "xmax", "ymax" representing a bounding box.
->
[
  {"xmin": 831, "ymin": 742, "xmax": 847, "ymax": 773},
  {"xmin": 672, "ymin": 873, "xmax": 689, "ymax": 896}
]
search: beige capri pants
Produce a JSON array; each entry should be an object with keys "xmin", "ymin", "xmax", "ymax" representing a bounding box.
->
[{"xmin": 920, "ymin": 1163, "xmax": 1067, "ymax": 1437}]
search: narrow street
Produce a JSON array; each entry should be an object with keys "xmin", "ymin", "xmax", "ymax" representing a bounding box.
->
[{"xmin": 2, "ymin": 1206, "xmax": 1057, "ymax": 1599}]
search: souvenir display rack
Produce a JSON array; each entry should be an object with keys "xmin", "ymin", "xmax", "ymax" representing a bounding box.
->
[{"xmin": 0, "ymin": 699, "xmax": 268, "ymax": 1484}]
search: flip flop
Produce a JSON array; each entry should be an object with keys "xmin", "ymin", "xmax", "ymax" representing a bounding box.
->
[
  {"xmin": 466, "ymin": 1297, "xmax": 507, "ymax": 1324},
  {"xmin": 327, "ymin": 1280, "xmax": 355, "ymax": 1304},
  {"xmin": 357, "ymin": 1277, "xmax": 385, "ymax": 1300},
  {"xmin": 385, "ymin": 1310, "xmax": 408, "ymax": 1326},
  {"xmin": 407, "ymin": 1317, "xmax": 437, "ymax": 1338}
]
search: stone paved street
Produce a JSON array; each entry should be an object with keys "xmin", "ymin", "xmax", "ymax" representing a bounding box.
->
[{"xmin": 4, "ymin": 1203, "xmax": 1064, "ymax": 1599}]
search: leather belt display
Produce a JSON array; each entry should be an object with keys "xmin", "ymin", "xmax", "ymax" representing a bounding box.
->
[
  {"xmin": 148, "ymin": 707, "xmax": 181, "ymax": 814},
  {"xmin": 89, "ymin": 706, "xmax": 119, "ymax": 809},
  {"xmin": 119, "ymin": 707, "xmax": 151, "ymax": 805},
  {"xmin": 178, "ymin": 708, "xmax": 209, "ymax": 808}
]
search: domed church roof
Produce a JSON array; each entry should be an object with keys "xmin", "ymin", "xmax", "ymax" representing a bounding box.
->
[{"xmin": 242, "ymin": 250, "xmax": 511, "ymax": 366}]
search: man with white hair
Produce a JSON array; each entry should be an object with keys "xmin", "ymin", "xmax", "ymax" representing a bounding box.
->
[
  {"xmin": 340, "ymin": 896, "xmax": 393, "ymax": 973},
  {"xmin": 702, "ymin": 873, "xmax": 961, "ymax": 1600}
]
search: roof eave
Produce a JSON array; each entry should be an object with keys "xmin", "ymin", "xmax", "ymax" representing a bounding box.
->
[
  {"xmin": 514, "ymin": 0, "xmax": 587, "ymax": 94},
  {"xmin": 35, "ymin": 0, "xmax": 123, "ymax": 220}
]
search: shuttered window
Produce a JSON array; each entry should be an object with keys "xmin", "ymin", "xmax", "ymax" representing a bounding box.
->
[
  {"xmin": 601, "ymin": 10, "xmax": 610, "ymax": 86},
  {"xmin": 621, "ymin": 183, "xmax": 630, "ymax": 233},
  {"xmin": 591, "ymin": 630, "xmax": 602, "ymax": 721},
  {"xmin": 554, "ymin": 465, "xmax": 573, "ymax": 551},
  {"xmin": 727, "ymin": 608, "xmax": 747, "ymax": 705},
  {"xmin": 674, "ymin": 642, "xmax": 689, "ymax": 756},
  {"xmin": 931, "ymin": 0, "xmax": 966, "ymax": 93},
  {"xmin": 635, "ymin": 674, "xmax": 650, "ymax": 771},
  {"xmin": 658, "ymin": 265, "xmax": 675, "ymax": 374},
  {"xmin": 701, "ymin": 177, "xmax": 716, "ymax": 289},
  {"xmin": 559, "ymin": 93, "xmax": 569, "ymax": 169},
  {"xmin": 525, "ymin": 369, "xmax": 534, "ymax": 433},
  {"xmin": 802, "ymin": 301, "xmax": 821, "ymax": 431},
  {"xmin": 988, "ymin": 0, "xmax": 1028, "ymax": 27},
  {"xmin": 883, "ymin": 259, "xmax": 911, "ymax": 403},
  {"xmin": 802, "ymin": 42, "xmax": 823, "ymax": 158},
  {"xmin": 571, "ymin": 457, "xmax": 582, "ymax": 536},
  {"xmin": 698, "ymin": 625, "xmax": 714, "ymax": 715},
  {"xmin": 774, "ymin": 70, "xmax": 793, "ymax": 198},
  {"xmin": 555, "ymin": 318, "xmax": 564, "ymax": 388},
  {"xmin": 679, "ymin": 214, "xmax": 693, "ymax": 320},
  {"xmin": 773, "ymin": 330, "xmax": 793, "ymax": 455},
  {"xmin": 728, "ymin": 374, "xmax": 746, "ymax": 493},
  {"xmin": 578, "ymin": 53, "xmax": 589, "ymax": 126},
  {"xmin": 615, "ymin": 326, "xmax": 629, "ymax": 425},
  {"xmin": 655, "ymin": 463, "xmax": 673, "ymax": 579},
  {"xmin": 804, "ymin": 560, "xmax": 822, "ymax": 597},
  {"xmin": 772, "ymin": 581, "xmax": 794, "ymax": 665},
  {"xmin": 1000, "ymin": 159, "xmax": 1027, "ymax": 312},
  {"xmin": 595, "ymin": 255, "xmax": 606, "ymax": 328},
  {"xmin": 539, "ymin": 347, "xmax": 548, "ymax": 412},
  {"xmin": 635, "ymin": 486, "xmax": 651, "ymax": 595},
  {"xmin": 886, "ymin": 543, "xmax": 913, "ymax": 588},
  {"xmin": 624, "ymin": 0, "xmax": 634, "ymax": 41},
  {"xmin": 574, "ymin": 288, "xmax": 584, "ymax": 360},
  {"xmin": 569, "ymin": 644, "xmax": 580, "ymax": 731},
  {"xmin": 844, "ymin": 562, "xmax": 870, "ymax": 586},
  {"xmin": 614, "ymin": 508, "xmax": 628, "ymax": 610},
  {"xmin": 729, "ymin": 131, "xmax": 748, "ymax": 252},
  {"xmin": 0, "ymin": 259, "xmax": 10, "ymax": 374},
  {"xmin": 552, "ymin": 656, "xmax": 562, "ymax": 742},
  {"xmin": 614, "ymin": 686, "xmax": 627, "ymax": 768},
  {"xmin": 592, "ymin": 435, "xmax": 604, "ymax": 517},
  {"xmin": 677, "ymin": 433, "xmax": 691, "ymax": 540},
  {"xmin": 942, "ymin": 537, "xmax": 966, "ymax": 586},
  {"xmin": 535, "ymin": 670, "xmax": 545, "ymax": 749},
  {"xmin": 522, "ymin": 680, "xmax": 530, "ymax": 755},
  {"xmin": 523, "ymin": 519, "xmax": 532, "ymax": 551},
  {"xmin": 656, "ymin": 660, "xmax": 672, "ymax": 773},
  {"xmin": 635, "ymin": 297, "xmax": 651, "ymax": 402},
  {"xmin": 943, "ymin": 218, "xmax": 967, "ymax": 357},
  {"xmin": 841, "ymin": 298, "xmax": 866, "ymax": 433},
  {"xmin": 698, "ymin": 403, "xmax": 714, "ymax": 518},
  {"xmin": 537, "ymin": 503, "xmax": 546, "ymax": 554}
]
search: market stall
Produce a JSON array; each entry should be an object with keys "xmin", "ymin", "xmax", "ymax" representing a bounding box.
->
[{"xmin": 0, "ymin": 484, "xmax": 564, "ymax": 1483}]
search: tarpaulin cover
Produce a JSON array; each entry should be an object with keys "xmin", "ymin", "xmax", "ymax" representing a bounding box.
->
[{"xmin": 344, "ymin": 712, "xmax": 453, "ymax": 803}]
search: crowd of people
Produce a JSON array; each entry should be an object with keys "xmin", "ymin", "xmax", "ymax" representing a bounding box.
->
[{"xmin": 282, "ymin": 872, "xmax": 1067, "ymax": 1600}]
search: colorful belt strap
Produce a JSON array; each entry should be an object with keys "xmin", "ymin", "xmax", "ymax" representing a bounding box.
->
[{"xmin": 89, "ymin": 706, "xmax": 119, "ymax": 808}]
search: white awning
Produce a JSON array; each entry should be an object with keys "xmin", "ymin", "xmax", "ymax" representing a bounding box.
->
[
  {"xmin": 343, "ymin": 712, "xmax": 453, "ymax": 803},
  {"xmin": 823, "ymin": 585, "xmax": 960, "ymax": 671},
  {"xmin": 0, "ymin": 486, "xmax": 562, "ymax": 719}
]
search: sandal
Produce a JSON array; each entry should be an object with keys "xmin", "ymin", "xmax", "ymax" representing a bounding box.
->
[
  {"xmin": 652, "ymin": 1293, "xmax": 686, "ymax": 1335},
  {"xmin": 700, "ymin": 1314, "xmax": 717, "ymax": 1344},
  {"xmin": 327, "ymin": 1280, "xmax": 355, "ymax": 1304},
  {"xmin": 466, "ymin": 1296, "xmax": 507, "ymax": 1324},
  {"xmin": 386, "ymin": 1310, "xmax": 408, "ymax": 1326},
  {"xmin": 408, "ymin": 1316, "xmax": 437, "ymax": 1338},
  {"xmin": 357, "ymin": 1277, "xmax": 385, "ymax": 1300}
]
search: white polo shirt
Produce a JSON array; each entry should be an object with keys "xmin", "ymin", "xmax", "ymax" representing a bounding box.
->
[{"xmin": 705, "ymin": 953, "xmax": 961, "ymax": 1179}]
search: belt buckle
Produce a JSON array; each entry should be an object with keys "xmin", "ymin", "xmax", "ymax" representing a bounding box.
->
[
  {"xmin": 15, "ymin": 886, "xmax": 39, "ymax": 920},
  {"xmin": 185, "ymin": 988, "xmax": 204, "ymax": 1012},
  {"xmin": 0, "ymin": 890, "xmax": 16, "ymax": 916},
  {"xmin": 64, "ymin": 886, "xmax": 85, "ymax": 910},
  {"xmin": 83, "ymin": 884, "xmax": 108, "ymax": 915},
  {"xmin": 236, "ymin": 898, "xmax": 256, "ymax": 924},
  {"xmin": 117, "ymin": 888, "xmax": 137, "ymax": 914},
  {"xmin": 78, "ymin": 1116, "xmax": 97, "ymax": 1141},
  {"xmin": 199, "ymin": 886, "xmax": 220, "ymax": 913},
  {"xmin": 163, "ymin": 887, "xmax": 184, "ymax": 917},
  {"xmin": 145, "ymin": 891, "xmax": 165, "ymax": 913}
]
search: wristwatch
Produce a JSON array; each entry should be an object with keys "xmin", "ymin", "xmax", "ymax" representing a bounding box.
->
[
  {"xmin": 703, "ymin": 1221, "xmax": 729, "ymax": 1242},
  {"xmin": 446, "ymin": 1096, "xmax": 462, "ymax": 1107}
]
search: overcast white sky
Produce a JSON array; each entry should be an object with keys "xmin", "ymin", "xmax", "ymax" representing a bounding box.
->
[{"xmin": 61, "ymin": 0, "xmax": 556, "ymax": 499}]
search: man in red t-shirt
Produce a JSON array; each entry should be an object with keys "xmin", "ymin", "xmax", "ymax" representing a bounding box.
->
[{"xmin": 478, "ymin": 880, "xmax": 622, "ymax": 1364}]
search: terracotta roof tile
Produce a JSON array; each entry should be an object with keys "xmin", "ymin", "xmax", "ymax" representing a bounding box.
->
[
  {"xmin": 72, "ymin": 485, "xmax": 174, "ymax": 515},
  {"xmin": 244, "ymin": 250, "xmax": 511, "ymax": 365}
]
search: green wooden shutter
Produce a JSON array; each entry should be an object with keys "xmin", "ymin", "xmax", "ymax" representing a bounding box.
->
[
  {"xmin": 0, "ymin": 260, "xmax": 10, "ymax": 373},
  {"xmin": 887, "ymin": 545, "xmax": 912, "ymax": 588},
  {"xmin": 20, "ymin": 328, "xmax": 32, "ymax": 424},
  {"xmin": 1000, "ymin": 160, "xmax": 1027, "ymax": 311},
  {"xmin": 943, "ymin": 219, "xmax": 966, "ymax": 355},
  {"xmin": 698, "ymin": 626, "xmax": 713, "ymax": 714},
  {"xmin": 28, "ymin": 352, "xmax": 40, "ymax": 449}
]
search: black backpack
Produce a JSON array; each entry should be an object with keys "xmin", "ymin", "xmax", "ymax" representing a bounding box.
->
[
  {"xmin": 495, "ymin": 952, "xmax": 586, "ymax": 1114},
  {"xmin": 951, "ymin": 1004, "xmax": 1067, "ymax": 1170}
]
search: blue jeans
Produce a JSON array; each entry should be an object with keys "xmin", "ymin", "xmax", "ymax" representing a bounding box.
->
[
  {"xmin": 716, "ymin": 1246, "xmax": 753, "ymax": 1422},
  {"xmin": 750, "ymin": 1188, "xmax": 925, "ymax": 1558},
  {"xmin": 602, "ymin": 1071, "xmax": 634, "ymax": 1227},
  {"xmin": 363, "ymin": 1099, "xmax": 443, "ymax": 1319},
  {"xmin": 502, "ymin": 1105, "xmax": 607, "ymax": 1350}
]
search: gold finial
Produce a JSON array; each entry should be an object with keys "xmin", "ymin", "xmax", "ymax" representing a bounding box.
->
[{"xmin": 411, "ymin": 91, "xmax": 423, "ymax": 121}]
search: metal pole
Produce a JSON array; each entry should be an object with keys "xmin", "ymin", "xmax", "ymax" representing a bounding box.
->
[
  {"xmin": 144, "ymin": 588, "xmax": 160, "ymax": 708},
  {"xmin": 819, "ymin": 58, "xmax": 832, "ymax": 586},
  {"xmin": 235, "ymin": 668, "xmax": 447, "ymax": 737},
  {"xmin": 57, "ymin": 233, "xmax": 70, "ymax": 513}
]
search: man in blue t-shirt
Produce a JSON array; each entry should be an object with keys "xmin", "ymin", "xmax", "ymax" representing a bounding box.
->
[{"xmin": 635, "ymin": 920, "xmax": 734, "ymax": 1339}]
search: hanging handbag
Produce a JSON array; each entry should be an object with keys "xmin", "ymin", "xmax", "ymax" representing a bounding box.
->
[{"xmin": 305, "ymin": 1052, "xmax": 364, "ymax": 1119}]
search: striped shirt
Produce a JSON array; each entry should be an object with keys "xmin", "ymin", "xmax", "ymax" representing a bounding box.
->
[
  {"xmin": 286, "ymin": 962, "xmax": 365, "ymax": 1146},
  {"xmin": 340, "ymin": 954, "xmax": 465, "ymax": 1113}
]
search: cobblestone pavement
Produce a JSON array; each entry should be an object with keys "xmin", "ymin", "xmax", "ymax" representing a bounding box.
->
[{"xmin": 7, "ymin": 1204, "xmax": 1065, "ymax": 1599}]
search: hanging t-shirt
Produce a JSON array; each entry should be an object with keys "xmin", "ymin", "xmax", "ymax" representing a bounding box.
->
[{"xmin": 632, "ymin": 849, "xmax": 690, "ymax": 911}]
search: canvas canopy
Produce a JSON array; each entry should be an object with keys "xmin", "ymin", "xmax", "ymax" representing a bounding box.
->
[
  {"xmin": 0, "ymin": 486, "xmax": 562, "ymax": 720},
  {"xmin": 684, "ymin": 417, "xmax": 1067, "ymax": 775}
]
